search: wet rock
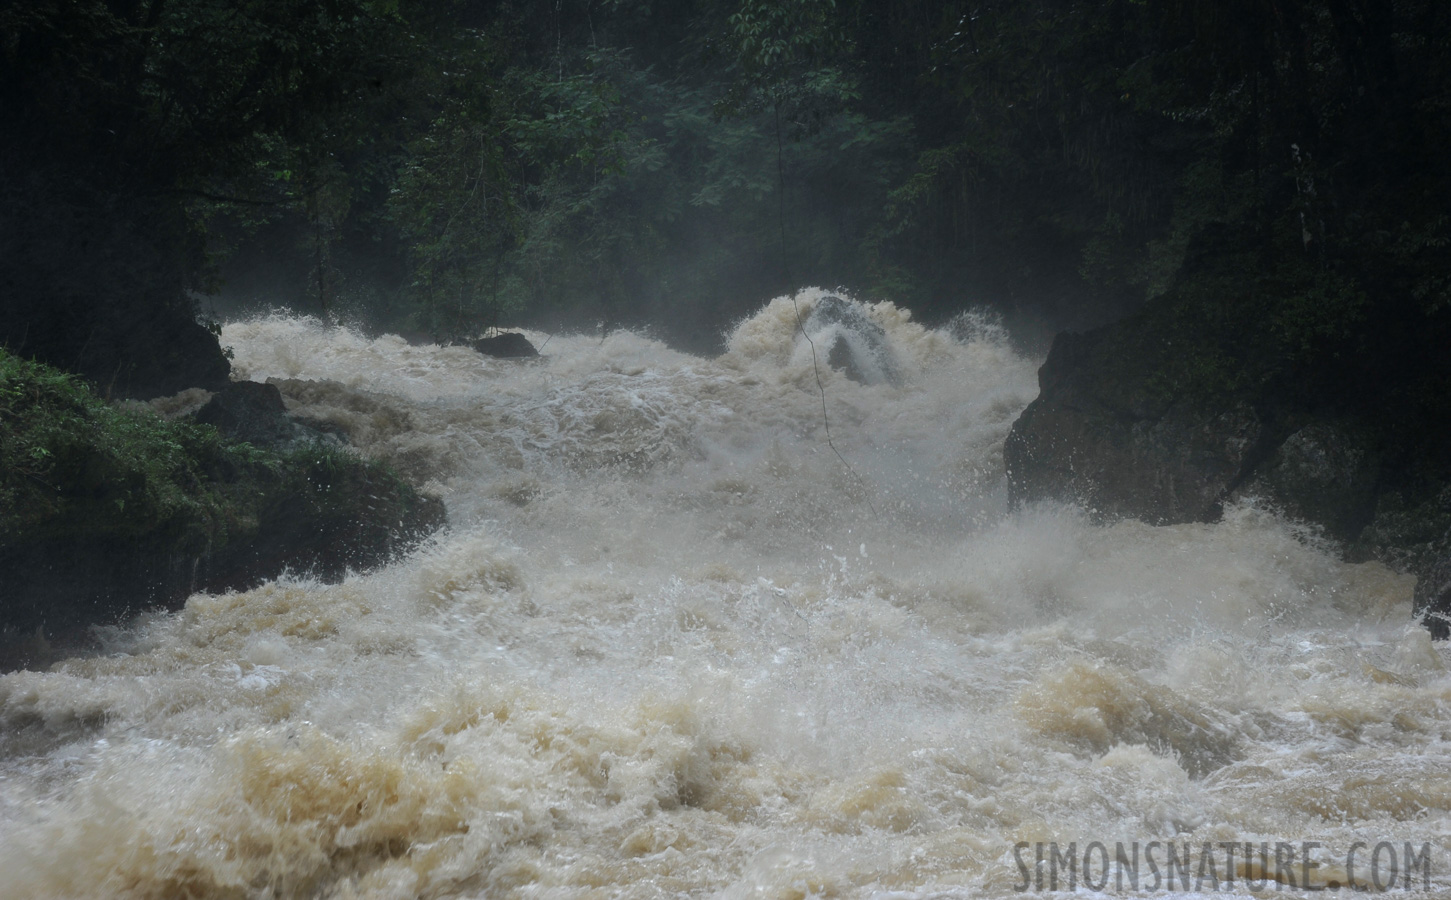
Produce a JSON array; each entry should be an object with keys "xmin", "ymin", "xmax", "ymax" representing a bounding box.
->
[
  {"xmin": 807, "ymin": 294, "xmax": 867, "ymax": 329},
  {"xmin": 193, "ymin": 380, "xmax": 342, "ymax": 450},
  {"xmin": 803, "ymin": 295, "xmax": 897, "ymax": 385},
  {"xmin": 473, "ymin": 333, "xmax": 538, "ymax": 358},
  {"xmin": 1004, "ymin": 328, "xmax": 1265, "ymax": 525},
  {"xmin": 3, "ymin": 299, "xmax": 232, "ymax": 401},
  {"xmin": 202, "ymin": 446, "xmax": 446, "ymax": 596},
  {"xmin": 393, "ymin": 328, "xmax": 441, "ymax": 346},
  {"xmin": 825, "ymin": 336, "xmax": 868, "ymax": 384},
  {"xmin": 1355, "ymin": 481, "xmax": 1451, "ymax": 570},
  {"xmin": 1233, "ymin": 421, "xmax": 1381, "ymax": 542},
  {"xmin": 1004, "ymin": 291, "xmax": 1451, "ymax": 638},
  {"xmin": 1355, "ymin": 482, "xmax": 1451, "ymax": 637},
  {"xmin": 1415, "ymin": 554, "xmax": 1451, "ymax": 640},
  {"xmin": 0, "ymin": 190, "xmax": 232, "ymax": 399},
  {"xmin": 0, "ymin": 452, "xmax": 445, "ymax": 669},
  {"xmin": 194, "ymin": 381, "xmax": 293, "ymax": 445},
  {"xmin": 0, "ymin": 350, "xmax": 445, "ymax": 668}
]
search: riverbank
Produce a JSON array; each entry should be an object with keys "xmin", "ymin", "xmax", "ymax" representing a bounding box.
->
[{"xmin": 0, "ymin": 347, "xmax": 445, "ymax": 669}]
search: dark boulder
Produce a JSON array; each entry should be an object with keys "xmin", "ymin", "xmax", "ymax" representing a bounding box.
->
[
  {"xmin": 1, "ymin": 449, "xmax": 446, "ymax": 668},
  {"xmin": 194, "ymin": 381, "xmax": 294, "ymax": 446},
  {"xmin": 1004, "ymin": 287, "xmax": 1451, "ymax": 637},
  {"xmin": 0, "ymin": 289, "xmax": 232, "ymax": 400},
  {"xmin": 1353, "ymin": 480, "xmax": 1451, "ymax": 638},
  {"xmin": 1233, "ymin": 421, "xmax": 1381, "ymax": 543},
  {"xmin": 826, "ymin": 336, "xmax": 869, "ymax": 384},
  {"xmin": 473, "ymin": 333, "xmax": 538, "ymax": 358},
  {"xmin": 1004, "ymin": 328, "xmax": 1266, "ymax": 524},
  {"xmin": 1004, "ymin": 320, "xmax": 1399, "ymax": 538},
  {"xmin": 198, "ymin": 445, "xmax": 446, "ymax": 596},
  {"xmin": 1415, "ymin": 553, "xmax": 1451, "ymax": 640},
  {"xmin": 0, "ymin": 185, "xmax": 232, "ymax": 400},
  {"xmin": 193, "ymin": 380, "xmax": 344, "ymax": 449},
  {"xmin": 808, "ymin": 294, "xmax": 871, "ymax": 330}
]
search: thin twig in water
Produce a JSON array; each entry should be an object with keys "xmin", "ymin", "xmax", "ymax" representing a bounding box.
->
[
  {"xmin": 788, "ymin": 293, "xmax": 879, "ymax": 519},
  {"xmin": 772, "ymin": 102, "xmax": 877, "ymax": 518}
]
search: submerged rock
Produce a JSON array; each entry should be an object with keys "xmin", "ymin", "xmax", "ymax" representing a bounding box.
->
[
  {"xmin": 825, "ymin": 335, "xmax": 868, "ymax": 384},
  {"xmin": 803, "ymin": 295, "xmax": 898, "ymax": 385},
  {"xmin": 473, "ymin": 333, "xmax": 538, "ymax": 358}
]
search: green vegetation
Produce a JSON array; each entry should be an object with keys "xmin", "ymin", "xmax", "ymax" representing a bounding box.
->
[
  {"xmin": 3, "ymin": 348, "xmax": 259, "ymax": 546},
  {"xmin": 2, "ymin": 0, "xmax": 1448, "ymax": 433},
  {"xmin": 8, "ymin": 0, "xmax": 1448, "ymax": 366},
  {"xmin": 1, "ymin": 347, "xmax": 443, "ymax": 645},
  {"xmin": 0, "ymin": 346, "xmax": 397, "ymax": 550}
]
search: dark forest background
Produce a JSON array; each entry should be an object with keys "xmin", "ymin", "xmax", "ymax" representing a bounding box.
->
[{"xmin": 3, "ymin": 0, "xmax": 1449, "ymax": 375}]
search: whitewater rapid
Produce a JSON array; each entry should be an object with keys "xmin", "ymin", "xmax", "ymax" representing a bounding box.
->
[{"xmin": 1, "ymin": 291, "xmax": 1447, "ymax": 898}]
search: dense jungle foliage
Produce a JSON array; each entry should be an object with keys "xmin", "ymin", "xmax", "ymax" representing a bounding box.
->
[{"xmin": 2, "ymin": 0, "xmax": 1449, "ymax": 377}]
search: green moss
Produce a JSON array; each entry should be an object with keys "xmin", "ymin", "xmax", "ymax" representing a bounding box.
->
[
  {"xmin": 0, "ymin": 347, "xmax": 423, "ymax": 557},
  {"xmin": 7, "ymin": 349, "xmax": 222, "ymax": 545}
]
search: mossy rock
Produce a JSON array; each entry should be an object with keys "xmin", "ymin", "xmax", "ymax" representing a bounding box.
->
[{"xmin": 0, "ymin": 349, "xmax": 445, "ymax": 665}]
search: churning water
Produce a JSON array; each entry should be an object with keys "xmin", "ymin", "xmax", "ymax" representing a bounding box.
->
[{"xmin": 2, "ymin": 290, "xmax": 1448, "ymax": 898}]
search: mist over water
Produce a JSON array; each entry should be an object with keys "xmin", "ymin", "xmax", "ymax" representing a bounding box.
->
[{"xmin": 2, "ymin": 290, "xmax": 1447, "ymax": 898}]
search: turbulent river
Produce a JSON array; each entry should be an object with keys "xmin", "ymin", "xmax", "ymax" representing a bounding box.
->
[{"xmin": 2, "ymin": 291, "xmax": 1449, "ymax": 898}]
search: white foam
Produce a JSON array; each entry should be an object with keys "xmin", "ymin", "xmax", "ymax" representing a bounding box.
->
[{"xmin": 2, "ymin": 291, "xmax": 1446, "ymax": 898}]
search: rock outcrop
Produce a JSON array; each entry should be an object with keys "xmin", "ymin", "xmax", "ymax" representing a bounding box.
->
[
  {"xmin": 1415, "ymin": 553, "xmax": 1451, "ymax": 639},
  {"xmin": 1235, "ymin": 421, "xmax": 1381, "ymax": 541},
  {"xmin": 0, "ymin": 352, "xmax": 445, "ymax": 668},
  {"xmin": 0, "ymin": 188, "xmax": 233, "ymax": 400},
  {"xmin": 1004, "ymin": 328, "xmax": 1266, "ymax": 525},
  {"xmin": 1005, "ymin": 301, "xmax": 1451, "ymax": 635}
]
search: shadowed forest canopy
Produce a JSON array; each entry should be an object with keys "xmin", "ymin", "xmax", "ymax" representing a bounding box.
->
[{"xmin": 1, "ymin": 0, "xmax": 1449, "ymax": 389}]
